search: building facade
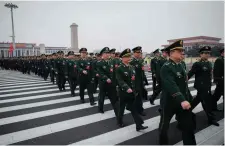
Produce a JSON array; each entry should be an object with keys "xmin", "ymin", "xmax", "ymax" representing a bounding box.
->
[
  {"xmin": 0, "ymin": 42, "xmax": 70, "ymax": 58},
  {"xmin": 162, "ymin": 36, "xmax": 224, "ymax": 52}
]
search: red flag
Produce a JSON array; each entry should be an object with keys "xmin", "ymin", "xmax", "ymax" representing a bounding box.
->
[{"xmin": 8, "ymin": 44, "xmax": 14, "ymax": 54}]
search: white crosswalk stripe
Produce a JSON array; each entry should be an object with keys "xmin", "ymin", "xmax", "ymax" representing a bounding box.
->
[{"xmin": 0, "ymin": 70, "xmax": 223, "ymax": 145}]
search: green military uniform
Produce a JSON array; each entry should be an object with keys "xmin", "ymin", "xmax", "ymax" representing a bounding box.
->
[
  {"xmin": 54, "ymin": 51, "xmax": 66, "ymax": 91},
  {"xmin": 76, "ymin": 48, "xmax": 96, "ymax": 105},
  {"xmin": 66, "ymin": 51, "xmax": 78, "ymax": 96},
  {"xmin": 188, "ymin": 46, "xmax": 219, "ymax": 126},
  {"xmin": 159, "ymin": 40, "xmax": 196, "ymax": 145},
  {"xmin": 150, "ymin": 48, "xmax": 168, "ymax": 104},
  {"xmin": 92, "ymin": 53, "xmax": 101, "ymax": 93},
  {"xmin": 212, "ymin": 49, "xmax": 224, "ymax": 110},
  {"xmin": 43, "ymin": 55, "xmax": 50, "ymax": 81},
  {"xmin": 150, "ymin": 49, "xmax": 160, "ymax": 101},
  {"xmin": 116, "ymin": 48, "xmax": 148, "ymax": 131},
  {"xmin": 50, "ymin": 54, "xmax": 56, "ymax": 84},
  {"xmin": 97, "ymin": 47, "xmax": 118, "ymax": 114},
  {"xmin": 130, "ymin": 46, "xmax": 147, "ymax": 116}
]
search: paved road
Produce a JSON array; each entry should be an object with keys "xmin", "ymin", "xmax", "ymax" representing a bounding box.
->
[{"xmin": 0, "ymin": 69, "xmax": 223, "ymax": 145}]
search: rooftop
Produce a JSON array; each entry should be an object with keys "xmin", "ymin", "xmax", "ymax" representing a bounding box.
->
[{"xmin": 168, "ymin": 36, "xmax": 221, "ymax": 42}]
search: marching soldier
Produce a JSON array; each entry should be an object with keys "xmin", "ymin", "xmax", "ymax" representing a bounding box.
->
[
  {"xmin": 92, "ymin": 53, "xmax": 101, "ymax": 93},
  {"xmin": 50, "ymin": 53, "xmax": 56, "ymax": 84},
  {"xmin": 149, "ymin": 48, "xmax": 168, "ymax": 105},
  {"xmin": 188, "ymin": 46, "xmax": 219, "ymax": 126},
  {"xmin": 43, "ymin": 55, "xmax": 51, "ymax": 81},
  {"xmin": 116, "ymin": 48, "xmax": 148, "ymax": 131},
  {"xmin": 150, "ymin": 49, "xmax": 161, "ymax": 104},
  {"xmin": 212, "ymin": 48, "xmax": 224, "ymax": 111},
  {"xmin": 130, "ymin": 46, "xmax": 147, "ymax": 116},
  {"xmin": 97, "ymin": 47, "xmax": 118, "ymax": 115},
  {"xmin": 66, "ymin": 51, "xmax": 78, "ymax": 96},
  {"xmin": 54, "ymin": 51, "xmax": 66, "ymax": 91},
  {"xmin": 159, "ymin": 40, "xmax": 196, "ymax": 145},
  {"xmin": 76, "ymin": 48, "xmax": 96, "ymax": 105}
]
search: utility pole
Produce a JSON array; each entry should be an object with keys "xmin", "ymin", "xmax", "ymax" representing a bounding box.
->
[{"xmin": 5, "ymin": 3, "xmax": 18, "ymax": 57}]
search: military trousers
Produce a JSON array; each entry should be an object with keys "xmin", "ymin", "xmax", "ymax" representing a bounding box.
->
[
  {"xmin": 93, "ymin": 77, "xmax": 98, "ymax": 93},
  {"xmin": 79, "ymin": 78, "xmax": 95, "ymax": 103},
  {"xmin": 43, "ymin": 68, "xmax": 50, "ymax": 80},
  {"xmin": 150, "ymin": 79, "xmax": 162, "ymax": 102},
  {"xmin": 98, "ymin": 82, "xmax": 118, "ymax": 115},
  {"xmin": 152, "ymin": 75, "xmax": 157, "ymax": 95},
  {"xmin": 68, "ymin": 76, "xmax": 77, "ymax": 95},
  {"xmin": 56, "ymin": 73, "xmax": 66, "ymax": 91},
  {"xmin": 50, "ymin": 70, "xmax": 55, "ymax": 84},
  {"xmin": 135, "ymin": 89, "xmax": 144, "ymax": 114},
  {"xmin": 118, "ymin": 94, "xmax": 144, "ymax": 127},
  {"xmin": 212, "ymin": 81, "xmax": 224, "ymax": 110},
  {"xmin": 191, "ymin": 89, "xmax": 216, "ymax": 122},
  {"xmin": 159, "ymin": 103, "xmax": 196, "ymax": 145}
]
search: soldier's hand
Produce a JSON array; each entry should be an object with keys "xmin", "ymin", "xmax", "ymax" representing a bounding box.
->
[
  {"xmin": 127, "ymin": 88, "xmax": 133, "ymax": 93},
  {"xmin": 96, "ymin": 74, "xmax": 99, "ymax": 77},
  {"xmin": 181, "ymin": 101, "xmax": 191, "ymax": 110},
  {"xmin": 83, "ymin": 70, "xmax": 87, "ymax": 74},
  {"xmin": 107, "ymin": 79, "xmax": 111, "ymax": 83}
]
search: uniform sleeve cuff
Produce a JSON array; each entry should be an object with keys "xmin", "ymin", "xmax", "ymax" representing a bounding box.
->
[{"xmin": 172, "ymin": 92, "xmax": 185, "ymax": 103}]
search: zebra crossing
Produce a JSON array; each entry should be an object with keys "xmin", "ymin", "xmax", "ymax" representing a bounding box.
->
[{"xmin": 0, "ymin": 70, "xmax": 223, "ymax": 145}]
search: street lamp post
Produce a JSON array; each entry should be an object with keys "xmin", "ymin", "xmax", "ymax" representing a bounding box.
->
[{"xmin": 5, "ymin": 3, "xmax": 18, "ymax": 57}]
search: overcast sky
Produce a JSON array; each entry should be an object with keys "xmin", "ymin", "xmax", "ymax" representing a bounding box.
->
[{"xmin": 0, "ymin": 1, "xmax": 224, "ymax": 52}]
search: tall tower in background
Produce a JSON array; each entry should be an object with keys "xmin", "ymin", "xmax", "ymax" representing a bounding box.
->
[{"xmin": 70, "ymin": 23, "xmax": 79, "ymax": 53}]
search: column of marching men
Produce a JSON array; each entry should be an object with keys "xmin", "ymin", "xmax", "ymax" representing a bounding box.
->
[{"xmin": 0, "ymin": 39, "xmax": 224, "ymax": 145}]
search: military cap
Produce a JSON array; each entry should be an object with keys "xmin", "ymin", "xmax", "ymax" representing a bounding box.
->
[
  {"xmin": 89, "ymin": 52, "xmax": 94, "ymax": 56},
  {"xmin": 52, "ymin": 53, "xmax": 56, "ymax": 55},
  {"xmin": 68, "ymin": 51, "xmax": 74, "ymax": 56},
  {"xmin": 115, "ymin": 52, "xmax": 121, "ymax": 57},
  {"xmin": 119, "ymin": 48, "xmax": 132, "ymax": 58},
  {"xmin": 199, "ymin": 46, "xmax": 211, "ymax": 53},
  {"xmin": 153, "ymin": 49, "xmax": 160, "ymax": 54},
  {"xmin": 79, "ymin": 48, "xmax": 87, "ymax": 53},
  {"xmin": 100, "ymin": 47, "xmax": 110, "ymax": 55},
  {"xmin": 57, "ymin": 51, "xmax": 64, "ymax": 54},
  {"xmin": 132, "ymin": 46, "xmax": 142, "ymax": 53},
  {"xmin": 109, "ymin": 48, "xmax": 116, "ymax": 54},
  {"xmin": 161, "ymin": 48, "xmax": 168, "ymax": 52},
  {"xmin": 220, "ymin": 48, "xmax": 224, "ymax": 53},
  {"xmin": 166, "ymin": 40, "xmax": 184, "ymax": 52},
  {"xmin": 95, "ymin": 52, "xmax": 99, "ymax": 56}
]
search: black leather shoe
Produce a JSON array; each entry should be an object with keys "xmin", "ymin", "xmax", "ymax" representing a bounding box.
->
[
  {"xmin": 71, "ymin": 93, "xmax": 75, "ymax": 97},
  {"xmin": 213, "ymin": 108, "xmax": 222, "ymax": 112},
  {"xmin": 208, "ymin": 121, "xmax": 219, "ymax": 127},
  {"xmin": 136, "ymin": 125, "xmax": 148, "ymax": 131},
  {"xmin": 98, "ymin": 109, "xmax": 104, "ymax": 113},
  {"xmin": 149, "ymin": 98, "xmax": 155, "ymax": 105},
  {"xmin": 118, "ymin": 123, "xmax": 124, "ymax": 128},
  {"xmin": 80, "ymin": 100, "xmax": 85, "ymax": 103},
  {"xmin": 140, "ymin": 112, "xmax": 146, "ymax": 116},
  {"xmin": 90, "ymin": 102, "xmax": 97, "ymax": 106}
]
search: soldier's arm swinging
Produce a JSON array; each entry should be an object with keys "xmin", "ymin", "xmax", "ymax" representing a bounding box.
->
[
  {"xmin": 161, "ymin": 66, "xmax": 186, "ymax": 104},
  {"xmin": 76, "ymin": 60, "xmax": 85, "ymax": 74},
  {"xmin": 116, "ymin": 67, "xmax": 130, "ymax": 92},
  {"xmin": 188, "ymin": 62, "xmax": 198, "ymax": 80},
  {"xmin": 97, "ymin": 62, "xmax": 110, "ymax": 82}
]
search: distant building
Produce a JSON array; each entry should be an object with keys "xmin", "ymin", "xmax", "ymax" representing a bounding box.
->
[
  {"xmin": 0, "ymin": 42, "xmax": 71, "ymax": 58},
  {"xmin": 162, "ymin": 36, "xmax": 224, "ymax": 52}
]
